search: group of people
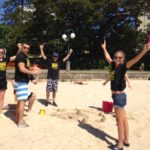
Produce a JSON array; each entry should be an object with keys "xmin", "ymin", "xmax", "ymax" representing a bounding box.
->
[
  {"xmin": 0, "ymin": 42, "xmax": 73, "ymax": 128},
  {"xmin": 0, "ymin": 40, "xmax": 150, "ymax": 149},
  {"xmin": 0, "ymin": 43, "xmax": 40, "ymax": 127}
]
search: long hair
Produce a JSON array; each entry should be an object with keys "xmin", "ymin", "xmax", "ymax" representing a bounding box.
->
[{"xmin": 0, "ymin": 48, "xmax": 6, "ymax": 58}]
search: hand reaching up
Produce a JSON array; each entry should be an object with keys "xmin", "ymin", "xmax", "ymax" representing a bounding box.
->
[
  {"xmin": 69, "ymin": 48, "xmax": 73, "ymax": 54},
  {"xmin": 101, "ymin": 39, "xmax": 106, "ymax": 50},
  {"xmin": 39, "ymin": 44, "xmax": 44, "ymax": 50}
]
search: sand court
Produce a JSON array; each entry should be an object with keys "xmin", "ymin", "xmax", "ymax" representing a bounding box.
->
[{"xmin": 0, "ymin": 79, "xmax": 150, "ymax": 150}]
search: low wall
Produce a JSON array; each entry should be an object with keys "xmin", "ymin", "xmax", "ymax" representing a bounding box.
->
[{"xmin": 6, "ymin": 70, "xmax": 150, "ymax": 81}]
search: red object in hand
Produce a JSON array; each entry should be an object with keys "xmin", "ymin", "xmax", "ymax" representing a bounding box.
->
[
  {"xmin": 147, "ymin": 33, "xmax": 150, "ymax": 43},
  {"xmin": 102, "ymin": 101, "xmax": 113, "ymax": 113}
]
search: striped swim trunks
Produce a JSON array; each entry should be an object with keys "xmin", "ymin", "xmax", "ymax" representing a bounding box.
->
[{"xmin": 14, "ymin": 82, "xmax": 31, "ymax": 101}]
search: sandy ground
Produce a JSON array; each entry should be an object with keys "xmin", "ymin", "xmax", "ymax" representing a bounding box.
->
[{"xmin": 0, "ymin": 79, "xmax": 150, "ymax": 150}]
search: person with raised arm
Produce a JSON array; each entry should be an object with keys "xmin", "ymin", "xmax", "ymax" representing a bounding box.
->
[
  {"xmin": 16, "ymin": 43, "xmax": 22, "ymax": 54},
  {"xmin": 101, "ymin": 40, "xmax": 150, "ymax": 150},
  {"xmin": 0, "ymin": 48, "xmax": 16, "ymax": 119},
  {"xmin": 14, "ymin": 42, "xmax": 40, "ymax": 127},
  {"xmin": 39, "ymin": 44, "xmax": 73, "ymax": 107}
]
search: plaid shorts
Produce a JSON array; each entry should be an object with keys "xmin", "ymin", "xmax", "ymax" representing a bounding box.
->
[{"xmin": 46, "ymin": 79, "xmax": 58, "ymax": 92}]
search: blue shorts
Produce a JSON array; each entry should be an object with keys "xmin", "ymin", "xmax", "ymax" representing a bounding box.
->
[
  {"xmin": 112, "ymin": 93, "xmax": 127, "ymax": 108},
  {"xmin": 14, "ymin": 82, "xmax": 31, "ymax": 101}
]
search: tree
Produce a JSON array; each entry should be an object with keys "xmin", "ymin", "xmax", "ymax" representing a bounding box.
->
[
  {"xmin": 1, "ymin": 0, "xmax": 150, "ymax": 69},
  {"xmin": 1, "ymin": 0, "xmax": 34, "ymax": 50}
]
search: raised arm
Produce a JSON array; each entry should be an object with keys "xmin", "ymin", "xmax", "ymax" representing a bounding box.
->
[
  {"xmin": 101, "ymin": 40, "xmax": 112, "ymax": 64},
  {"xmin": 16, "ymin": 43, "xmax": 22, "ymax": 54},
  {"xmin": 126, "ymin": 43, "xmax": 150, "ymax": 69},
  {"xmin": 9, "ymin": 43, "xmax": 22, "ymax": 61},
  {"xmin": 63, "ymin": 49, "xmax": 73, "ymax": 62},
  {"xmin": 39, "ymin": 44, "xmax": 47, "ymax": 60},
  {"xmin": 10, "ymin": 56, "xmax": 16, "ymax": 62}
]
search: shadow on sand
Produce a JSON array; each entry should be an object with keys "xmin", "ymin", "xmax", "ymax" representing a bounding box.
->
[
  {"xmin": 37, "ymin": 98, "xmax": 54, "ymax": 106},
  {"xmin": 4, "ymin": 104, "xmax": 16, "ymax": 124},
  {"xmin": 78, "ymin": 120, "xmax": 116, "ymax": 147},
  {"xmin": 89, "ymin": 106, "xmax": 103, "ymax": 111},
  {"xmin": 89, "ymin": 105, "xmax": 114, "ymax": 115},
  {"xmin": 37, "ymin": 99, "xmax": 48, "ymax": 106}
]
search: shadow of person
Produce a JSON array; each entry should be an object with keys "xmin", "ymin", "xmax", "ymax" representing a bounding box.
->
[
  {"xmin": 89, "ymin": 106, "xmax": 103, "ymax": 111},
  {"xmin": 4, "ymin": 104, "xmax": 16, "ymax": 124},
  {"xmin": 38, "ymin": 99, "xmax": 49, "ymax": 105},
  {"xmin": 89, "ymin": 106, "xmax": 114, "ymax": 115},
  {"xmin": 78, "ymin": 120, "xmax": 117, "ymax": 146}
]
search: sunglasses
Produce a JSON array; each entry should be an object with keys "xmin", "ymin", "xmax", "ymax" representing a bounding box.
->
[{"xmin": 23, "ymin": 46, "xmax": 30, "ymax": 50}]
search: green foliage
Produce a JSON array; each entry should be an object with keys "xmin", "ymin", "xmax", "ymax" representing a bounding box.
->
[
  {"xmin": 0, "ymin": 24, "xmax": 16, "ymax": 54},
  {"xmin": 0, "ymin": 0, "xmax": 150, "ymax": 69}
]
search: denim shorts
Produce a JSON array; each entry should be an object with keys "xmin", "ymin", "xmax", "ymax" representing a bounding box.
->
[{"xmin": 112, "ymin": 93, "xmax": 127, "ymax": 108}]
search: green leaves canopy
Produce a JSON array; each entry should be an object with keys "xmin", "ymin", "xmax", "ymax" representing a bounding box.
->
[{"xmin": 0, "ymin": 0, "xmax": 150, "ymax": 69}]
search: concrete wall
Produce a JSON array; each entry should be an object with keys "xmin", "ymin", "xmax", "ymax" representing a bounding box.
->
[{"xmin": 7, "ymin": 70, "xmax": 150, "ymax": 81}]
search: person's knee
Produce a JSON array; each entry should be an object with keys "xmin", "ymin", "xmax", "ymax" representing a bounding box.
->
[
  {"xmin": 117, "ymin": 118, "xmax": 123, "ymax": 125},
  {"xmin": 29, "ymin": 93, "xmax": 36, "ymax": 101},
  {"xmin": 17, "ymin": 100, "xmax": 25, "ymax": 108},
  {"xmin": 32, "ymin": 93, "xmax": 36, "ymax": 100},
  {"xmin": 116, "ymin": 113, "xmax": 124, "ymax": 123}
]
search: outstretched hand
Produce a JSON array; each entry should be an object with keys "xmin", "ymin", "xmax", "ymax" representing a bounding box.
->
[
  {"xmin": 146, "ymin": 43, "xmax": 150, "ymax": 51},
  {"xmin": 144, "ymin": 43, "xmax": 150, "ymax": 52},
  {"xmin": 39, "ymin": 44, "xmax": 44, "ymax": 49},
  {"xmin": 69, "ymin": 48, "xmax": 73, "ymax": 54},
  {"xmin": 101, "ymin": 39, "xmax": 106, "ymax": 50},
  {"xmin": 17, "ymin": 43, "xmax": 22, "ymax": 49}
]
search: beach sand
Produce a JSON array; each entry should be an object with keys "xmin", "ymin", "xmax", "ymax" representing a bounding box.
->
[{"xmin": 0, "ymin": 79, "xmax": 150, "ymax": 150}]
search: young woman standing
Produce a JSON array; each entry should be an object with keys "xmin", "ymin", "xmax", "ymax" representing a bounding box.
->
[{"xmin": 101, "ymin": 41, "xmax": 150, "ymax": 150}]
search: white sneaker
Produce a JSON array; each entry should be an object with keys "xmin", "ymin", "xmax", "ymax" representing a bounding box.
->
[
  {"xmin": 0, "ymin": 113, "xmax": 6, "ymax": 119},
  {"xmin": 18, "ymin": 121, "xmax": 29, "ymax": 128}
]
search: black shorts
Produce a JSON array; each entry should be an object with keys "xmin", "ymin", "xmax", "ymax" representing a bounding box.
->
[{"xmin": 0, "ymin": 79, "xmax": 7, "ymax": 90}]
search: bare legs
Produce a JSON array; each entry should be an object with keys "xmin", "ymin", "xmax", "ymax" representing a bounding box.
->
[
  {"xmin": 46, "ymin": 91, "xmax": 56, "ymax": 102},
  {"xmin": 123, "ymin": 111, "xmax": 129, "ymax": 144},
  {"xmin": 27, "ymin": 93, "xmax": 36, "ymax": 112},
  {"xmin": 16, "ymin": 100, "xmax": 25, "ymax": 124},
  {"xmin": 115, "ymin": 107, "xmax": 129, "ymax": 148},
  {"xmin": 46, "ymin": 79, "xmax": 58, "ymax": 106},
  {"xmin": 16, "ymin": 93, "xmax": 36, "ymax": 125},
  {"xmin": 0, "ymin": 90, "xmax": 6, "ymax": 114},
  {"xmin": 46, "ymin": 91, "xmax": 57, "ymax": 106},
  {"xmin": 52, "ymin": 92, "xmax": 56, "ymax": 102},
  {"xmin": 46, "ymin": 92, "xmax": 50, "ymax": 101}
]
